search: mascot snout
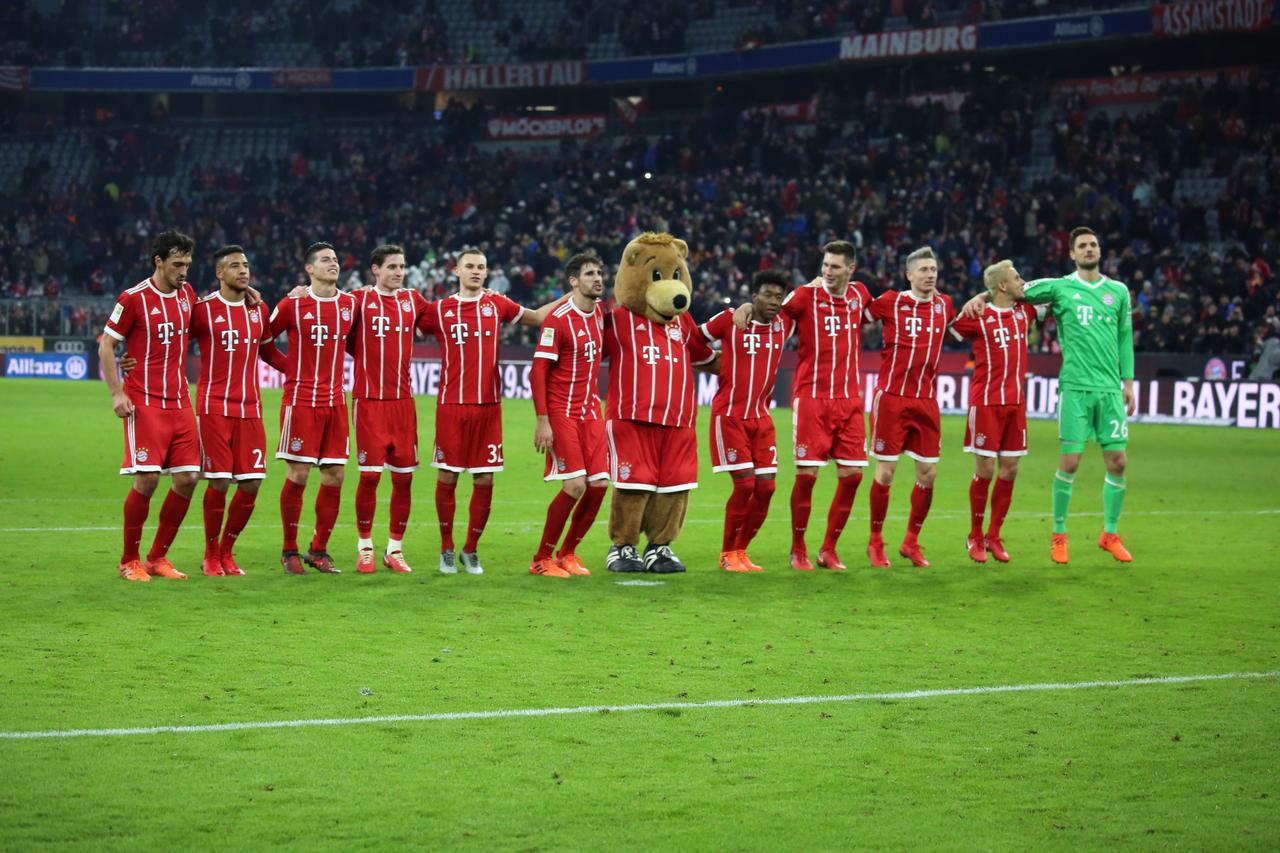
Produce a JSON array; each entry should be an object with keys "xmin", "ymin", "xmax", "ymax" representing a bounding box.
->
[{"xmin": 646, "ymin": 280, "xmax": 691, "ymax": 320}]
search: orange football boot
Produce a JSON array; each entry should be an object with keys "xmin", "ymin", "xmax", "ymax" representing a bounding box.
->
[
  {"xmin": 119, "ymin": 560, "xmax": 151, "ymax": 582},
  {"xmin": 1050, "ymin": 533, "xmax": 1069, "ymax": 564},
  {"xmin": 719, "ymin": 551, "xmax": 750, "ymax": 573},
  {"xmin": 146, "ymin": 557, "xmax": 188, "ymax": 580},
  {"xmin": 736, "ymin": 550, "xmax": 763, "ymax": 572},
  {"xmin": 530, "ymin": 557, "xmax": 571, "ymax": 578},
  {"xmin": 556, "ymin": 553, "xmax": 591, "ymax": 576},
  {"xmin": 1098, "ymin": 532, "xmax": 1133, "ymax": 563}
]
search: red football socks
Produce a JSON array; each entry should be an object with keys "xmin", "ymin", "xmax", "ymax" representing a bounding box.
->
[
  {"xmin": 905, "ymin": 482, "xmax": 934, "ymax": 544},
  {"xmin": 310, "ymin": 483, "xmax": 342, "ymax": 552},
  {"xmin": 355, "ymin": 471, "xmax": 380, "ymax": 539},
  {"xmin": 537, "ymin": 490, "xmax": 578, "ymax": 560},
  {"xmin": 220, "ymin": 488, "xmax": 257, "ymax": 555},
  {"xmin": 724, "ymin": 476, "xmax": 756, "ymax": 551},
  {"xmin": 868, "ymin": 480, "xmax": 891, "ymax": 542},
  {"xmin": 988, "ymin": 476, "xmax": 1015, "ymax": 539},
  {"xmin": 463, "ymin": 483, "xmax": 494, "ymax": 552},
  {"xmin": 280, "ymin": 478, "xmax": 306, "ymax": 552},
  {"xmin": 822, "ymin": 473, "xmax": 862, "ymax": 551},
  {"xmin": 389, "ymin": 472, "xmax": 412, "ymax": 540},
  {"xmin": 969, "ymin": 474, "xmax": 992, "ymax": 539},
  {"xmin": 790, "ymin": 474, "xmax": 817, "ymax": 550},
  {"xmin": 202, "ymin": 487, "xmax": 226, "ymax": 558},
  {"xmin": 121, "ymin": 487, "xmax": 151, "ymax": 563},
  {"xmin": 435, "ymin": 480, "xmax": 457, "ymax": 551},
  {"xmin": 559, "ymin": 484, "xmax": 606, "ymax": 557},
  {"xmin": 736, "ymin": 478, "xmax": 776, "ymax": 549},
  {"xmin": 146, "ymin": 490, "xmax": 192, "ymax": 563}
]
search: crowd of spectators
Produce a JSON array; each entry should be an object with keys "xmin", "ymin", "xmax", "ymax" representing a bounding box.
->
[{"xmin": 1, "ymin": 65, "xmax": 1277, "ymax": 365}]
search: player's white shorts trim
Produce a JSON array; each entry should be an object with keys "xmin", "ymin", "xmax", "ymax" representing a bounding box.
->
[
  {"xmin": 834, "ymin": 458, "xmax": 868, "ymax": 468},
  {"xmin": 904, "ymin": 451, "xmax": 940, "ymax": 464},
  {"xmin": 318, "ymin": 456, "xmax": 349, "ymax": 466},
  {"xmin": 655, "ymin": 482, "xmax": 698, "ymax": 494},
  {"xmin": 386, "ymin": 464, "xmax": 418, "ymax": 474},
  {"xmin": 586, "ymin": 472, "xmax": 610, "ymax": 483},
  {"xmin": 544, "ymin": 468, "xmax": 588, "ymax": 482},
  {"xmin": 754, "ymin": 466, "xmax": 778, "ymax": 475},
  {"xmin": 997, "ymin": 450, "xmax": 1028, "ymax": 458},
  {"xmin": 612, "ymin": 481, "xmax": 658, "ymax": 492},
  {"xmin": 203, "ymin": 471, "xmax": 235, "ymax": 479},
  {"xmin": 119, "ymin": 465, "xmax": 163, "ymax": 475},
  {"xmin": 358, "ymin": 464, "xmax": 419, "ymax": 474},
  {"xmin": 276, "ymin": 451, "xmax": 319, "ymax": 464},
  {"xmin": 233, "ymin": 472, "xmax": 267, "ymax": 481},
  {"xmin": 431, "ymin": 462, "xmax": 504, "ymax": 474},
  {"xmin": 795, "ymin": 459, "xmax": 829, "ymax": 467},
  {"xmin": 869, "ymin": 452, "xmax": 899, "ymax": 462},
  {"xmin": 712, "ymin": 462, "xmax": 754, "ymax": 474}
]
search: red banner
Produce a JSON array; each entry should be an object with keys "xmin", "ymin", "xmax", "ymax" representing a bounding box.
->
[
  {"xmin": 416, "ymin": 61, "xmax": 583, "ymax": 91},
  {"xmin": 742, "ymin": 96, "xmax": 819, "ymax": 122},
  {"xmin": 1152, "ymin": 0, "xmax": 1275, "ymax": 37},
  {"xmin": 1056, "ymin": 65, "xmax": 1258, "ymax": 103},
  {"xmin": 839, "ymin": 24, "xmax": 976, "ymax": 62},
  {"xmin": 485, "ymin": 113, "xmax": 606, "ymax": 140}
]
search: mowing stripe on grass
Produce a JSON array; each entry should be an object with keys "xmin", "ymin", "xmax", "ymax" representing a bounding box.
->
[{"xmin": 1, "ymin": 671, "xmax": 1274, "ymax": 741}]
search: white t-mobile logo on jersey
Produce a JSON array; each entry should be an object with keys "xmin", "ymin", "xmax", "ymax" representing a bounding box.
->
[
  {"xmin": 156, "ymin": 321, "xmax": 176, "ymax": 344},
  {"xmin": 582, "ymin": 340, "xmax": 598, "ymax": 362},
  {"xmin": 742, "ymin": 333, "xmax": 762, "ymax": 355},
  {"xmin": 1076, "ymin": 305, "xmax": 1094, "ymax": 326},
  {"xmin": 903, "ymin": 315, "xmax": 924, "ymax": 339},
  {"xmin": 220, "ymin": 328, "xmax": 241, "ymax": 352},
  {"xmin": 991, "ymin": 326, "xmax": 1010, "ymax": 349},
  {"xmin": 822, "ymin": 315, "xmax": 845, "ymax": 337},
  {"xmin": 641, "ymin": 344, "xmax": 662, "ymax": 365},
  {"xmin": 370, "ymin": 315, "xmax": 392, "ymax": 338},
  {"xmin": 449, "ymin": 323, "xmax": 470, "ymax": 345},
  {"xmin": 309, "ymin": 324, "xmax": 331, "ymax": 347}
]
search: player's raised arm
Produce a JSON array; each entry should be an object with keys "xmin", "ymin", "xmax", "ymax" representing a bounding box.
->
[{"xmin": 516, "ymin": 293, "xmax": 571, "ymax": 326}]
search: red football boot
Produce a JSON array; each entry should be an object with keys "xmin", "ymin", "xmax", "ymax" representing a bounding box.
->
[
  {"xmin": 817, "ymin": 548, "xmax": 847, "ymax": 571},
  {"xmin": 985, "ymin": 536, "xmax": 1010, "ymax": 563},
  {"xmin": 789, "ymin": 549, "xmax": 815, "ymax": 571},
  {"xmin": 201, "ymin": 556, "xmax": 225, "ymax": 577},
  {"xmin": 966, "ymin": 536, "xmax": 988, "ymax": 564},
  {"xmin": 898, "ymin": 541, "xmax": 930, "ymax": 568}
]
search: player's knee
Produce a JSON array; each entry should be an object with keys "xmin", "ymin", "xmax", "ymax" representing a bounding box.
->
[
  {"xmin": 390, "ymin": 471, "xmax": 412, "ymax": 490},
  {"xmin": 1059, "ymin": 454, "xmax": 1081, "ymax": 475},
  {"xmin": 473, "ymin": 473, "xmax": 494, "ymax": 486},
  {"xmin": 238, "ymin": 480, "xmax": 261, "ymax": 497},
  {"xmin": 916, "ymin": 464, "xmax": 937, "ymax": 487},
  {"xmin": 319, "ymin": 466, "xmax": 344, "ymax": 487},
  {"xmin": 359, "ymin": 470, "xmax": 382, "ymax": 488},
  {"xmin": 287, "ymin": 462, "xmax": 311, "ymax": 486},
  {"xmin": 1105, "ymin": 453, "xmax": 1127, "ymax": 476},
  {"xmin": 133, "ymin": 473, "xmax": 160, "ymax": 497},
  {"xmin": 997, "ymin": 458, "xmax": 1019, "ymax": 480},
  {"xmin": 975, "ymin": 457, "xmax": 996, "ymax": 480},
  {"xmin": 874, "ymin": 463, "xmax": 895, "ymax": 487},
  {"xmin": 562, "ymin": 477, "xmax": 586, "ymax": 499},
  {"xmin": 755, "ymin": 478, "xmax": 776, "ymax": 499},
  {"xmin": 171, "ymin": 472, "xmax": 199, "ymax": 497},
  {"xmin": 437, "ymin": 470, "xmax": 458, "ymax": 486},
  {"xmin": 209, "ymin": 478, "xmax": 231, "ymax": 494}
]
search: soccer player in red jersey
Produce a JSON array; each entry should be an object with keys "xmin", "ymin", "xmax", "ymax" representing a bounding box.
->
[
  {"xmin": 865, "ymin": 247, "xmax": 957, "ymax": 568},
  {"xmin": 950, "ymin": 260, "xmax": 1045, "ymax": 564},
  {"xmin": 528, "ymin": 251, "xmax": 610, "ymax": 579},
  {"xmin": 268, "ymin": 242, "xmax": 358, "ymax": 575},
  {"xmin": 349, "ymin": 244, "xmax": 430, "ymax": 574},
  {"xmin": 97, "ymin": 230, "xmax": 201, "ymax": 582},
  {"xmin": 190, "ymin": 245, "xmax": 289, "ymax": 577},
  {"xmin": 416, "ymin": 247, "xmax": 558, "ymax": 575},
  {"xmin": 702, "ymin": 270, "xmax": 793, "ymax": 573}
]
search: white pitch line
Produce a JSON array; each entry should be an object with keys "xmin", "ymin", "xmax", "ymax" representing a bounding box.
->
[{"xmin": 1, "ymin": 671, "xmax": 1274, "ymax": 741}]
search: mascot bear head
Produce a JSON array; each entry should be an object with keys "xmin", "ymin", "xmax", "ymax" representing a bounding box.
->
[{"xmin": 614, "ymin": 232, "xmax": 691, "ymax": 325}]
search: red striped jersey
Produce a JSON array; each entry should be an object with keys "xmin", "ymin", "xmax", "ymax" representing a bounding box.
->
[
  {"xmin": 269, "ymin": 288, "xmax": 358, "ymax": 408},
  {"xmin": 868, "ymin": 290, "xmax": 956, "ymax": 399},
  {"xmin": 102, "ymin": 278, "xmax": 196, "ymax": 409},
  {"xmin": 603, "ymin": 308, "xmax": 714, "ymax": 428},
  {"xmin": 950, "ymin": 303, "xmax": 1040, "ymax": 407},
  {"xmin": 351, "ymin": 286, "xmax": 430, "ymax": 400},
  {"xmin": 533, "ymin": 299, "xmax": 605, "ymax": 420},
  {"xmin": 780, "ymin": 282, "xmax": 873, "ymax": 401},
  {"xmin": 417, "ymin": 292, "xmax": 524, "ymax": 405},
  {"xmin": 189, "ymin": 293, "xmax": 271, "ymax": 418},
  {"xmin": 700, "ymin": 309, "xmax": 793, "ymax": 418}
]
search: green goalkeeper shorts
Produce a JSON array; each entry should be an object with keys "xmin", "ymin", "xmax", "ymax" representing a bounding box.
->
[{"xmin": 1057, "ymin": 388, "xmax": 1129, "ymax": 454}]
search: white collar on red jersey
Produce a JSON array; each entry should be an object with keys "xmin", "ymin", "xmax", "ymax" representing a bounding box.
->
[
  {"xmin": 306, "ymin": 286, "xmax": 340, "ymax": 302},
  {"xmin": 373, "ymin": 285, "xmax": 403, "ymax": 297},
  {"xmin": 904, "ymin": 289, "xmax": 937, "ymax": 303},
  {"xmin": 211, "ymin": 291, "xmax": 249, "ymax": 307},
  {"xmin": 147, "ymin": 277, "xmax": 179, "ymax": 298}
]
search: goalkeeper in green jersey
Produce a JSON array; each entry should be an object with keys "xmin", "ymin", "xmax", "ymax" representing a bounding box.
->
[{"xmin": 962, "ymin": 227, "xmax": 1135, "ymax": 565}]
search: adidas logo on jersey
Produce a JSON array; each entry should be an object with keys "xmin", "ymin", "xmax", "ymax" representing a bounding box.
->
[
  {"xmin": 444, "ymin": 309, "xmax": 455, "ymax": 317},
  {"xmin": 215, "ymin": 315, "xmax": 226, "ymax": 323},
  {"xmin": 150, "ymin": 307, "xmax": 161, "ymax": 315},
  {"xmin": 304, "ymin": 312, "xmax": 314, "ymax": 319}
]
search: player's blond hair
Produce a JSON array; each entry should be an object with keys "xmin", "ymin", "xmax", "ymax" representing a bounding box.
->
[
  {"xmin": 984, "ymin": 259, "xmax": 1014, "ymax": 292},
  {"xmin": 905, "ymin": 247, "xmax": 936, "ymax": 270}
]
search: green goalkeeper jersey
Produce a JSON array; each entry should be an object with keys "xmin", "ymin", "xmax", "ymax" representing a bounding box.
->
[{"xmin": 1023, "ymin": 271, "xmax": 1135, "ymax": 392}]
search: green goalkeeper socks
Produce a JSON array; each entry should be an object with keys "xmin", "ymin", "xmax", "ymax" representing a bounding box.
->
[
  {"xmin": 1103, "ymin": 475, "xmax": 1127, "ymax": 534},
  {"xmin": 1052, "ymin": 471, "xmax": 1075, "ymax": 534}
]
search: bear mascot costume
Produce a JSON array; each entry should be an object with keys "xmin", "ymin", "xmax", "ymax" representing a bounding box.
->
[{"xmin": 602, "ymin": 232, "xmax": 716, "ymax": 573}]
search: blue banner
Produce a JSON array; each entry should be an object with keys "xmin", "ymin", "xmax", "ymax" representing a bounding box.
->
[
  {"xmin": 586, "ymin": 39, "xmax": 839, "ymax": 84},
  {"xmin": 3, "ymin": 353, "xmax": 92, "ymax": 380},
  {"xmin": 28, "ymin": 66, "xmax": 414, "ymax": 92},
  {"xmin": 979, "ymin": 7, "xmax": 1152, "ymax": 49}
]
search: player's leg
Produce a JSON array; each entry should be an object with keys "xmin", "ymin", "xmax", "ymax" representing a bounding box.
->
[
  {"xmin": 964, "ymin": 405, "xmax": 994, "ymax": 562},
  {"xmin": 820, "ymin": 400, "xmax": 868, "ymax": 570},
  {"xmin": 720, "ymin": 470, "xmax": 756, "ymax": 573},
  {"xmin": 145, "ymin": 409, "xmax": 201, "ymax": 579},
  {"xmin": 1096, "ymin": 391, "xmax": 1132, "ymax": 562},
  {"xmin": 557, "ymin": 419, "xmax": 609, "ymax": 575},
  {"xmin": 711, "ymin": 415, "xmax": 755, "ymax": 572},
  {"xmin": 202, "ymin": 479, "xmax": 231, "ymax": 576},
  {"xmin": 534, "ymin": 413, "xmax": 587, "ymax": 577},
  {"xmin": 301, "ymin": 404, "xmax": 348, "ymax": 574},
  {"xmin": 382, "ymin": 398, "xmax": 418, "ymax": 572},
  {"xmin": 898, "ymin": 399, "xmax": 941, "ymax": 568},
  {"xmin": 120, "ymin": 470, "xmax": 159, "ymax": 581},
  {"xmin": 353, "ymin": 399, "xmax": 385, "ymax": 573},
  {"xmin": 220, "ymin": 478, "xmax": 259, "ymax": 576},
  {"xmin": 986, "ymin": 455, "xmax": 1019, "ymax": 563},
  {"xmin": 459, "ymin": 405, "xmax": 503, "ymax": 574},
  {"xmin": 899, "ymin": 456, "xmax": 937, "ymax": 568},
  {"xmin": 1052, "ymin": 389, "xmax": 1090, "ymax": 564},
  {"xmin": 736, "ymin": 474, "xmax": 774, "ymax": 571},
  {"xmin": 198, "ymin": 414, "xmax": 232, "ymax": 576},
  {"xmin": 277, "ymin": 403, "xmax": 317, "ymax": 574},
  {"xmin": 432, "ymin": 404, "xmax": 466, "ymax": 573},
  {"xmin": 867, "ymin": 390, "xmax": 901, "ymax": 568},
  {"xmin": 790, "ymin": 398, "xmax": 830, "ymax": 570},
  {"xmin": 461, "ymin": 472, "xmax": 494, "ymax": 574},
  {"xmin": 734, "ymin": 416, "xmax": 778, "ymax": 571}
]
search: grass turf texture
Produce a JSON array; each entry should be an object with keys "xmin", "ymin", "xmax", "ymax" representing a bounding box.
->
[{"xmin": 0, "ymin": 378, "xmax": 1277, "ymax": 850}]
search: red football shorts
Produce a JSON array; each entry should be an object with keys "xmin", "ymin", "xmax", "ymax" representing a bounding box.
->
[
  {"xmin": 544, "ymin": 413, "xmax": 608, "ymax": 482},
  {"xmin": 709, "ymin": 414, "xmax": 779, "ymax": 474},
  {"xmin": 199, "ymin": 413, "xmax": 268, "ymax": 480},
  {"xmin": 433, "ymin": 403, "xmax": 504, "ymax": 473},
  {"xmin": 790, "ymin": 396, "xmax": 867, "ymax": 468},
  {"xmin": 869, "ymin": 389, "xmax": 941, "ymax": 463},
  {"xmin": 354, "ymin": 397, "xmax": 419, "ymax": 473},
  {"xmin": 277, "ymin": 403, "xmax": 350, "ymax": 466},
  {"xmin": 606, "ymin": 419, "xmax": 698, "ymax": 492},
  {"xmin": 120, "ymin": 403, "xmax": 201, "ymax": 475},
  {"xmin": 964, "ymin": 404, "xmax": 1028, "ymax": 458}
]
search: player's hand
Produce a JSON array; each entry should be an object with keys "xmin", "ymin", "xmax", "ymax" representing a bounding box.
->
[
  {"xmin": 118, "ymin": 355, "xmax": 138, "ymax": 374},
  {"xmin": 1123, "ymin": 383, "xmax": 1137, "ymax": 416},
  {"xmin": 111, "ymin": 389, "xmax": 134, "ymax": 419},
  {"xmin": 534, "ymin": 416, "xmax": 554, "ymax": 453},
  {"xmin": 287, "ymin": 285, "xmax": 307, "ymax": 300},
  {"xmin": 731, "ymin": 303, "xmax": 753, "ymax": 329},
  {"xmin": 960, "ymin": 294, "xmax": 988, "ymax": 319},
  {"xmin": 245, "ymin": 286, "xmax": 264, "ymax": 307}
]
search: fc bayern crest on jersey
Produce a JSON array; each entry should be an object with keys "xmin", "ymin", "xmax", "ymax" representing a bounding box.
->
[
  {"xmin": 1102, "ymin": 294, "xmax": 1115, "ymax": 305},
  {"xmin": 434, "ymin": 447, "xmax": 444, "ymax": 461},
  {"xmin": 340, "ymin": 307, "xmax": 352, "ymax": 322},
  {"xmin": 934, "ymin": 302, "xmax": 943, "ymax": 314},
  {"xmin": 976, "ymin": 434, "xmax": 986, "ymax": 447},
  {"xmin": 135, "ymin": 447, "xmax": 150, "ymax": 463},
  {"xmin": 557, "ymin": 458, "xmax": 567, "ymax": 471},
  {"xmin": 248, "ymin": 308, "xmax": 259, "ymax": 321},
  {"xmin": 666, "ymin": 325, "xmax": 683, "ymax": 341},
  {"xmin": 796, "ymin": 445, "xmax": 807, "ymax": 458},
  {"xmin": 358, "ymin": 451, "xmax": 367, "ymax": 464},
  {"xmin": 481, "ymin": 304, "xmax": 495, "ymax": 317},
  {"xmin": 178, "ymin": 297, "xmax": 189, "ymax": 313},
  {"xmin": 726, "ymin": 449, "xmax": 738, "ymax": 462},
  {"xmin": 874, "ymin": 438, "xmax": 885, "ymax": 453},
  {"xmin": 618, "ymin": 463, "xmax": 631, "ymax": 481},
  {"xmin": 401, "ymin": 301, "xmax": 413, "ymax": 313},
  {"xmin": 772, "ymin": 319, "xmax": 782, "ymax": 332}
]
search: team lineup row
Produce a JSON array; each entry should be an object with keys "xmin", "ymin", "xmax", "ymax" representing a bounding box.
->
[{"xmin": 98, "ymin": 227, "xmax": 1137, "ymax": 582}]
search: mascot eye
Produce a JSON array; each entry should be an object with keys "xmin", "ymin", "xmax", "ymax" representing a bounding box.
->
[
  {"xmin": 671, "ymin": 268, "xmax": 681, "ymax": 280},
  {"xmin": 651, "ymin": 269, "xmax": 663, "ymax": 282}
]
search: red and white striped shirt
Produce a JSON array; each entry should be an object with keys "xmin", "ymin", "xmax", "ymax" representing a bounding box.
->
[
  {"xmin": 190, "ymin": 293, "xmax": 271, "ymax": 418},
  {"xmin": 533, "ymin": 299, "xmax": 605, "ymax": 420},
  {"xmin": 868, "ymin": 290, "xmax": 956, "ymax": 399},
  {"xmin": 950, "ymin": 303, "xmax": 1040, "ymax": 407},
  {"xmin": 700, "ymin": 309, "xmax": 793, "ymax": 419},
  {"xmin": 351, "ymin": 286, "xmax": 430, "ymax": 400},
  {"xmin": 604, "ymin": 308, "xmax": 714, "ymax": 428},
  {"xmin": 102, "ymin": 277, "xmax": 196, "ymax": 410},
  {"xmin": 780, "ymin": 282, "xmax": 873, "ymax": 401},
  {"xmin": 269, "ymin": 287, "xmax": 358, "ymax": 408},
  {"xmin": 417, "ymin": 292, "xmax": 524, "ymax": 405}
]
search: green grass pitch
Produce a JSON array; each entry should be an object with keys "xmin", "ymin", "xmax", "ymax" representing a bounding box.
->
[{"xmin": 1, "ymin": 378, "xmax": 1277, "ymax": 850}]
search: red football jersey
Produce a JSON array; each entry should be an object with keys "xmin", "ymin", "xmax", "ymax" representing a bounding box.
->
[
  {"xmin": 102, "ymin": 277, "xmax": 196, "ymax": 410},
  {"xmin": 700, "ymin": 309, "xmax": 794, "ymax": 418},
  {"xmin": 269, "ymin": 288, "xmax": 358, "ymax": 408},
  {"xmin": 780, "ymin": 282, "xmax": 873, "ymax": 401},
  {"xmin": 533, "ymin": 299, "xmax": 605, "ymax": 420},
  {"xmin": 868, "ymin": 290, "xmax": 956, "ymax": 399},
  {"xmin": 417, "ymin": 292, "xmax": 524, "ymax": 405},
  {"xmin": 351, "ymin": 286, "xmax": 430, "ymax": 400},
  {"xmin": 603, "ymin": 308, "xmax": 714, "ymax": 428},
  {"xmin": 190, "ymin": 293, "xmax": 272, "ymax": 418},
  {"xmin": 951, "ymin": 303, "xmax": 1040, "ymax": 407}
]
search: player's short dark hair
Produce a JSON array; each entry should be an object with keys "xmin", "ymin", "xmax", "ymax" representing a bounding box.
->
[
  {"xmin": 457, "ymin": 246, "xmax": 486, "ymax": 263},
  {"xmin": 566, "ymin": 251, "xmax": 604, "ymax": 281},
  {"xmin": 750, "ymin": 269, "xmax": 791, "ymax": 294},
  {"xmin": 1069, "ymin": 227, "xmax": 1098, "ymax": 250},
  {"xmin": 822, "ymin": 240, "xmax": 857, "ymax": 264},
  {"xmin": 305, "ymin": 242, "xmax": 337, "ymax": 265},
  {"xmin": 151, "ymin": 230, "xmax": 194, "ymax": 264},
  {"xmin": 371, "ymin": 244, "xmax": 405, "ymax": 268},
  {"xmin": 213, "ymin": 244, "xmax": 246, "ymax": 266}
]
